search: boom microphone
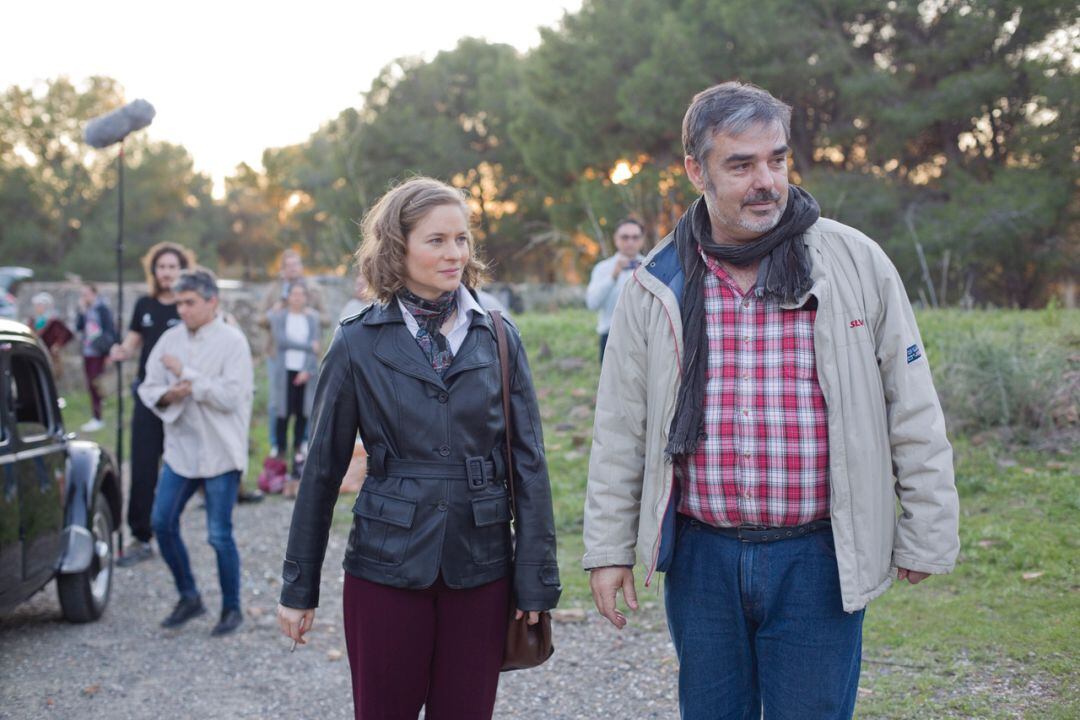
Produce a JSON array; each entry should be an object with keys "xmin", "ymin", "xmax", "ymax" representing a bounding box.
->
[{"xmin": 84, "ymin": 99, "xmax": 156, "ymax": 148}]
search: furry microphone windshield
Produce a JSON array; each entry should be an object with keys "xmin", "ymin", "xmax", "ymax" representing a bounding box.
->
[{"xmin": 84, "ymin": 99, "xmax": 156, "ymax": 148}]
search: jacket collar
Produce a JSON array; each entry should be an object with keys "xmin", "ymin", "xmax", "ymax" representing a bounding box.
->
[
  {"xmin": 361, "ymin": 286, "xmax": 489, "ymax": 326},
  {"xmin": 639, "ymin": 225, "xmax": 828, "ymax": 311},
  {"xmin": 361, "ymin": 300, "xmax": 406, "ymax": 326},
  {"xmin": 368, "ymin": 293, "xmax": 496, "ymax": 390},
  {"xmin": 441, "ymin": 311, "xmax": 495, "ymax": 383}
]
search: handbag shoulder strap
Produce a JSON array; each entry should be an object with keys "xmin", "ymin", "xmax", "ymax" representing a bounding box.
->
[{"xmin": 490, "ymin": 310, "xmax": 516, "ymax": 519}]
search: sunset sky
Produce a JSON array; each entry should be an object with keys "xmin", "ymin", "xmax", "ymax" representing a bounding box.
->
[{"xmin": 2, "ymin": 0, "xmax": 583, "ymax": 194}]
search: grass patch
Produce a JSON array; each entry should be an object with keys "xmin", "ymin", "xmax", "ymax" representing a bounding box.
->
[
  {"xmin": 918, "ymin": 308, "xmax": 1079, "ymax": 440},
  {"xmin": 855, "ymin": 439, "xmax": 1079, "ymax": 717}
]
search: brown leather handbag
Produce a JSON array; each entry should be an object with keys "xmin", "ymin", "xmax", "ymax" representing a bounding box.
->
[{"xmin": 492, "ymin": 311, "xmax": 555, "ymax": 672}]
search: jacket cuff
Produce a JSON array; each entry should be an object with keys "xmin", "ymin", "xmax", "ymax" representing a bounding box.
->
[
  {"xmin": 891, "ymin": 552, "xmax": 955, "ymax": 576},
  {"xmin": 513, "ymin": 561, "xmax": 562, "ymax": 611},
  {"xmin": 582, "ymin": 550, "xmax": 636, "ymax": 570},
  {"xmin": 278, "ymin": 558, "xmax": 322, "ymax": 609}
]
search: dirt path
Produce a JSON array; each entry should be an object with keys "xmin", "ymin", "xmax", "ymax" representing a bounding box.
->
[{"xmin": 0, "ymin": 495, "xmax": 679, "ymax": 719}]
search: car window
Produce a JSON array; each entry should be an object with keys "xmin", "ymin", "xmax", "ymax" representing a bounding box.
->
[{"xmin": 10, "ymin": 353, "xmax": 54, "ymax": 440}]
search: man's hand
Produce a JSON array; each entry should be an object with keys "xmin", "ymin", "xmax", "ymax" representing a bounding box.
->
[
  {"xmin": 293, "ymin": 371, "xmax": 311, "ymax": 386},
  {"xmin": 109, "ymin": 344, "xmax": 129, "ymax": 362},
  {"xmin": 589, "ymin": 566, "xmax": 638, "ymax": 629},
  {"xmin": 611, "ymin": 255, "xmax": 632, "ymax": 279},
  {"xmin": 897, "ymin": 567, "xmax": 931, "ymax": 584},
  {"xmin": 162, "ymin": 353, "xmax": 183, "ymax": 376},
  {"xmin": 157, "ymin": 380, "xmax": 192, "ymax": 408}
]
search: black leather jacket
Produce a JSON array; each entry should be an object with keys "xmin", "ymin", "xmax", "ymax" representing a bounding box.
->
[{"xmin": 279, "ymin": 298, "xmax": 561, "ymax": 612}]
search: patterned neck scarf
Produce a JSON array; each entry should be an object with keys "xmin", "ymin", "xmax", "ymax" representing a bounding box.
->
[{"xmin": 398, "ymin": 287, "xmax": 458, "ymax": 377}]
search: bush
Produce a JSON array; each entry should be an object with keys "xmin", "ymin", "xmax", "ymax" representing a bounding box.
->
[{"xmin": 920, "ymin": 309, "xmax": 1080, "ymax": 441}]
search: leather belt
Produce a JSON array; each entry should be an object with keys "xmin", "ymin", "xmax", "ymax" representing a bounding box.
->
[
  {"xmin": 381, "ymin": 457, "xmax": 498, "ymax": 489},
  {"xmin": 681, "ymin": 514, "xmax": 831, "ymax": 543}
]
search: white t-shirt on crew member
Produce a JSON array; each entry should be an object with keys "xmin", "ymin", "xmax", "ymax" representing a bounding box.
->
[{"xmin": 284, "ymin": 312, "xmax": 310, "ymax": 371}]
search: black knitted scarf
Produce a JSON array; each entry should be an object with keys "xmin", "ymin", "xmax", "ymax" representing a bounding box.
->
[{"xmin": 665, "ymin": 185, "xmax": 820, "ymax": 458}]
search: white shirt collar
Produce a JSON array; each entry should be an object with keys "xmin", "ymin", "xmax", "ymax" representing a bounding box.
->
[
  {"xmin": 455, "ymin": 284, "xmax": 486, "ymax": 319},
  {"xmin": 186, "ymin": 314, "xmax": 223, "ymax": 339}
]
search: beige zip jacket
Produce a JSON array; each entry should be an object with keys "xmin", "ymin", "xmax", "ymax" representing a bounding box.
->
[{"xmin": 583, "ymin": 217, "xmax": 959, "ymax": 612}]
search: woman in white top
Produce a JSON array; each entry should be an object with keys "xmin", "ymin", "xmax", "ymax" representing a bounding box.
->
[{"xmin": 267, "ymin": 282, "xmax": 320, "ymax": 474}]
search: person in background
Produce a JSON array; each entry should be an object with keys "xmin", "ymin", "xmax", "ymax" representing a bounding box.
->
[
  {"xmin": 139, "ymin": 268, "xmax": 253, "ymax": 636},
  {"xmin": 476, "ymin": 287, "xmax": 512, "ymax": 319},
  {"xmin": 259, "ymin": 249, "xmax": 327, "ymax": 456},
  {"xmin": 267, "ymin": 282, "xmax": 320, "ymax": 479},
  {"xmin": 339, "ymin": 273, "xmax": 371, "ymax": 322},
  {"xmin": 585, "ymin": 218, "xmax": 646, "ymax": 364},
  {"xmin": 30, "ymin": 292, "xmax": 55, "ymax": 334},
  {"xmin": 29, "ymin": 292, "xmax": 73, "ymax": 376},
  {"xmin": 75, "ymin": 283, "xmax": 115, "ymax": 433},
  {"xmin": 110, "ymin": 242, "xmax": 195, "ymax": 566}
]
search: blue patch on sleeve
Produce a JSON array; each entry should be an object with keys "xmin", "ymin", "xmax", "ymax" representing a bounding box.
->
[{"xmin": 906, "ymin": 344, "xmax": 922, "ymax": 364}]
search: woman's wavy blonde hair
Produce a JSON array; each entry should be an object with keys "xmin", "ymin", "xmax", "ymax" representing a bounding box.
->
[{"xmin": 356, "ymin": 177, "xmax": 488, "ymax": 303}]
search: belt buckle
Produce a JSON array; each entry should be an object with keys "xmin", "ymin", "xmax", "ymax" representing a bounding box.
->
[
  {"xmin": 737, "ymin": 525, "xmax": 768, "ymax": 542},
  {"xmin": 465, "ymin": 456, "xmax": 486, "ymax": 490}
]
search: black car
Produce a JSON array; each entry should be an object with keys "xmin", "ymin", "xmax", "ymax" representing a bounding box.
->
[{"xmin": 0, "ymin": 319, "xmax": 121, "ymax": 621}]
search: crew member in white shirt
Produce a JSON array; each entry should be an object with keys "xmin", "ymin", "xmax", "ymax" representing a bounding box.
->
[
  {"xmin": 138, "ymin": 268, "xmax": 253, "ymax": 637},
  {"xmin": 585, "ymin": 218, "xmax": 646, "ymax": 364}
]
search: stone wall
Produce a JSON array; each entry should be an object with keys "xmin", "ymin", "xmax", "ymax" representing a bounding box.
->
[
  {"xmin": 15, "ymin": 278, "xmax": 585, "ymax": 333},
  {"xmin": 13, "ymin": 278, "xmax": 587, "ymax": 393}
]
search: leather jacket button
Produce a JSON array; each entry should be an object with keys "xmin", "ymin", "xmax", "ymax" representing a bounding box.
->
[
  {"xmin": 437, "ymin": 392, "xmax": 449, "ymax": 403},
  {"xmin": 437, "ymin": 500, "xmax": 448, "ymax": 511},
  {"xmin": 438, "ymin": 445, "xmax": 450, "ymax": 457}
]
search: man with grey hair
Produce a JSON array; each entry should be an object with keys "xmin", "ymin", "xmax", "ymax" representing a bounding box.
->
[
  {"xmin": 584, "ymin": 81, "xmax": 959, "ymax": 718},
  {"xmin": 138, "ymin": 268, "xmax": 253, "ymax": 636}
]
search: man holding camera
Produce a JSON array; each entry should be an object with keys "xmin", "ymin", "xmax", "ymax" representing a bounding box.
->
[{"xmin": 585, "ymin": 218, "xmax": 646, "ymax": 364}]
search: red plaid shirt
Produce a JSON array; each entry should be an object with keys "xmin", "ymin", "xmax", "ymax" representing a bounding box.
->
[{"xmin": 676, "ymin": 254, "xmax": 830, "ymax": 527}]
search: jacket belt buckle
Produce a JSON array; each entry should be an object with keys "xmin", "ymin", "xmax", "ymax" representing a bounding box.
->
[{"xmin": 465, "ymin": 456, "xmax": 486, "ymax": 490}]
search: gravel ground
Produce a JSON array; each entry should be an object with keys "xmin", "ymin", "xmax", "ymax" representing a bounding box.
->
[{"xmin": 0, "ymin": 495, "xmax": 678, "ymax": 720}]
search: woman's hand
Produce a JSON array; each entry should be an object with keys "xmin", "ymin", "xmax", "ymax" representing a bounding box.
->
[
  {"xmin": 514, "ymin": 609, "xmax": 541, "ymax": 626},
  {"xmin": 111, "ymin": 331, "xmax": 142, "ymax": 363},
  {"xmin": 293, "ymin": 371, "xmax": 311, "ymax": 386},
  {"xmin": 277, "ymin": 604, "xmax": 316, "ymax": 645},
  {"xmin": 109, "ymin": 343, "xmax": 129, "ymax": 362}
]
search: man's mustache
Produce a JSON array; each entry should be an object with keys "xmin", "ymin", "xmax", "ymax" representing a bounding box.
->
[{"xmin": 742, "ymin": 190, "xmax": 781, "ymax": 205}]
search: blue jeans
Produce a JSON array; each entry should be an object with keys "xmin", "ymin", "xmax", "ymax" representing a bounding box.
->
[
  {"xmin": 151, "ymin": 464, "xmax": 241, "ymax": 611},
  {"xmin": 665, "ymin": 515, "xmax": 864, "ymax": 720}
]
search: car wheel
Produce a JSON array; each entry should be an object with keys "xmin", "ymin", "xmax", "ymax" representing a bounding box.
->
[{"xmin": 57, "ymin": 493, "xmax": 114, "ymax": 622}]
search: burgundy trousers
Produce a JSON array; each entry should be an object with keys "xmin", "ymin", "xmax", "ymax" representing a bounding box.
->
[
  {"xmin": 83, "ymin": 355, "xmax": 106, "ymax": 419},
  {"xmin": 342, "ymin": 572, "xmax": 510, "ymax": 720}
]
